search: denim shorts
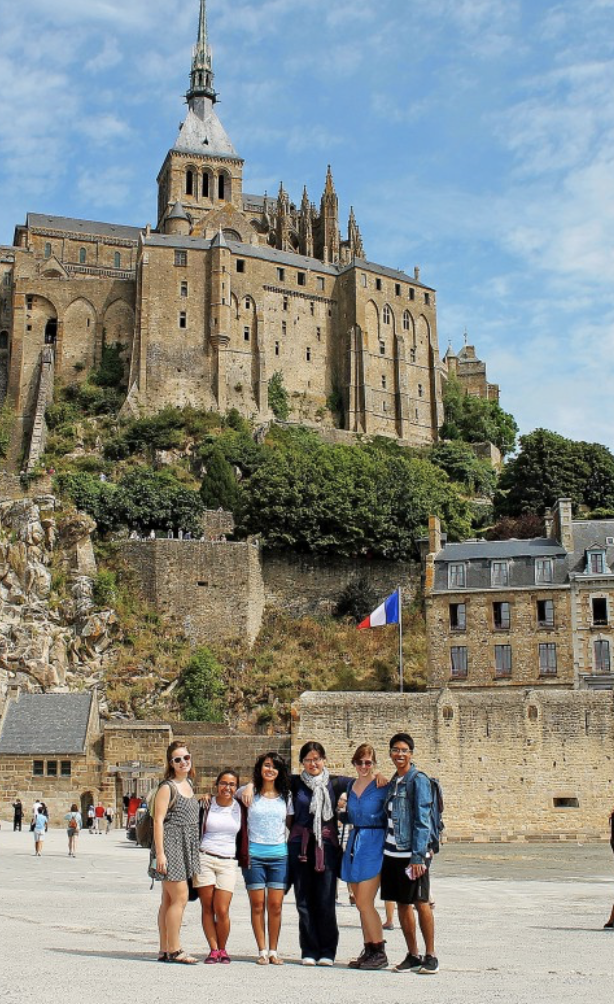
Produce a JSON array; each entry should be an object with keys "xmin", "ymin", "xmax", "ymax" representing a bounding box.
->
[{"xmin": 242, "ymin": 854, "xmax": 288, "ymax": 890}]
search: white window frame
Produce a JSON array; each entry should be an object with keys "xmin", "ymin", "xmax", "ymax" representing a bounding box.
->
[
  {"xmin": 491, "ymin": 561, "xmax": 509, "ymax": 587},
  {"xmin": 535, "ymin": 558, "xmax": 553, "ymax": 584},
  {"xmin": 594, "ymin": 639, "xmax": 611, "ymax": 673},
  {"xmin": 448, "ymin": 563, "xmax": 466, "ymax": 588}
]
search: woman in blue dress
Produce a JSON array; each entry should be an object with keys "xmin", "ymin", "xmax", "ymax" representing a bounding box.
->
[{"xmin": 339, "ymin": 743, "xmax": 388, "ymax": 970}]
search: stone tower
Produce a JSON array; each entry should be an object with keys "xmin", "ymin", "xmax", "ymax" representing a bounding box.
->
[
  {"xmin": 317, "ymin": 166, "xmax": 341, "ymax": 264},
  {"xmin": 156, "ymin": 0, "xmax": 244, "ymax": 233}
]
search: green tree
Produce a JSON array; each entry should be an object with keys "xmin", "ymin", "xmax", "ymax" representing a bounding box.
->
[
  {"xmin": 200, "ymin": 445, "xmax": 239, "ymax": 511},
  {"xmin": 429, "ymin": 440, "xmax": 497, "ymax": 496},
  {"xmin": 440, "ymin": 377, "xmax": 518, "ymax": 456},
  {"xmin": 495, "ymin": 429, "xmax": 614, "ymax": 517},
  {"xmin": 91, "ymin": 343, "xmax": 126, "ymax": 388},
  {"xmin": 178, "ymin": 647, "xmax": 225, "ymax": 722},
  {"xmin": 268, "ymin": 371, "xmax": 289, "ymax": 420}
]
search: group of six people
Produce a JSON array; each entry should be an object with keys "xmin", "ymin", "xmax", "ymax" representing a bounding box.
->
[{"xmin": 151, "ymin": 733, "xmax": 438, "ymax": 973}]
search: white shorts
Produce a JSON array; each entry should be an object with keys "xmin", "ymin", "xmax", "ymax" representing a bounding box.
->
[
  {"xmin": 193, "ymin": 852, "xmax": 238, "ymax": 892},
  {"xmin": 34, "ymin": 831, "xmax": 46, "ymax": 841}
]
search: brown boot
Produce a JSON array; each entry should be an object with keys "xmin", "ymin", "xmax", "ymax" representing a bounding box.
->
[
  {"xmin": 348, "ymin": 943, "xmax": 371, "ymax": 968},
  {"xmin": 357, "ymin": 941, "xmax": 388, "ymax": 970}
]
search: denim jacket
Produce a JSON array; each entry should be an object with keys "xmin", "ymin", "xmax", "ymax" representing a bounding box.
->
[{"xmin": 386, "ymin": 765, "xmax": 432, "ymax": 864}]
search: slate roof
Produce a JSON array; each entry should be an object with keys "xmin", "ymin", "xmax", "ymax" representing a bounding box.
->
[
  {"xmin": 173, "ymin": 106, "xmax": 239, "ymax": 159},
  {"xmin": 0, "ymin": 693, "xmax": 93, "ymax": 755},
  {"xmin": 435, "ymin": 538, "xmax": 567, "ymax": 562},
  {"xmin": 26, "ymin": 214, "xmax": 143, "ymax": 241},
  {"xmin": 568, "ymin": 520, "xmax": 614, "ymax": 575}
]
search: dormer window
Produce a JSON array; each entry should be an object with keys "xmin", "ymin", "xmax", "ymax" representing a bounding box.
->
[
  {"xmin": 587, "ymin": 549, "xmax": 607, "ymax": 574},
  {"xmin": 448, "ymin": 563, "xmax": 466, "ymax": 588},
  {"xmin": 535, "ymin": 558, "xmax": 553, "ymax": 584},
  {"xmin": 491, "ymin": 561, "xmax": 509, "ymax": 587}
]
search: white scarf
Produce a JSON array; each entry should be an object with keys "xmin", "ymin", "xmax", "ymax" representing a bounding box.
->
[{"xmin": 301, "ymin": 766, "xmax": 333, "ymax": 848}]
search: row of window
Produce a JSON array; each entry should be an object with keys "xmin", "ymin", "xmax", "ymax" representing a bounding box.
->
[
  {"xmin": 450, "ymin": 642, "xmax": 560, "ymax": 679},
  {"xmin": 185, "ymin": 168, "xmax": 230, "ymax": 201},
  {"xmin": 44, "ymin": 244, "xmax": 124, "ymax": 269},
  {"xmin": 33, "ymin": 760, "xmax": 72, "ymax": 777},
  {"xmin": 360, "ymin": 273, "xmax": 430, "ymax": 304},
  {"xmin": 450, "ymin": 596, "xmax": 609, "ymax": 631},
  {"xmin": 448, "ymin": 557, "xmax": 555, "ymax": 589}
]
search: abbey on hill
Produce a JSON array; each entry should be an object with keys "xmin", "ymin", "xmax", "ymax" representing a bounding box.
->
[{"xmin": 0, "ymin": 0, "xmax": 497, "ymax": 453}]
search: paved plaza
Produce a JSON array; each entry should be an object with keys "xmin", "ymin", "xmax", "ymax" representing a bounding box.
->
[{"xmin": 0, "ymin": 826, "xmax": 612, "ymax": 1004}]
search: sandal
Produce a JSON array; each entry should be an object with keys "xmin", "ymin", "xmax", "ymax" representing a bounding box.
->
[
  {"xmin": 269, "ymin": 954, "xmax": 284, "ymax": 965},
  {"xmin": 168, "ymin": 949, "xmax": 198, "ymax": 965},
  {"xmin": 157, "ymin": 952, "xmax": 169, "ymax": 962}
]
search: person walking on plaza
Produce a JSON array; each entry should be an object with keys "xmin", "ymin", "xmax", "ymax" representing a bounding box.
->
[
  {"xmin": 12, "ymin": 799, "xmax": 23, "ymax": 832},
  {"xmin": 152, "ymin": 741, "xmax": 200, "ymax": 964},
  {"xmin": 604, "ymin": 806, "xmax": 614, "ymax": 929},
  {"xmin": 382, "ymin": 733, "xmax": 438, "ymax": 974},
  {"xmin": 338, "ymin": 743, "xmax": 388, "ymax": 970},
  {"xmin": 239, "ymin": 752, "xmax": 293, "ymax": 965},
  {"xmin": 195, "ymin": 769, "xmax": 247, "ymax": 964},
  {"xmin": 105, "ymin": 806, "xmax": 114, "ymax": 833},
  {"xmin": 33, "ymin": 806, "xmax": 48, "ymax": 857},
  {"xmin": 87, "ymin": 804, "xmax": 95, "ymax": 831},
  {"xmin": 64, "ymin": 803, "xmax": 82, "ymax": 857},
  {"xmin": 94, "ymin": 802, "xmax": 105, "ymax": 833}
]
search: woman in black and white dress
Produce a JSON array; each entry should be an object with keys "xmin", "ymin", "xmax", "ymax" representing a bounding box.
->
[{"xmin": 153, "ymin": 741, "xmax": 200, "ymax": 964}]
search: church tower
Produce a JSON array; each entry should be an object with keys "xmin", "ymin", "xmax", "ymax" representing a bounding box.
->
[
  {"xmin": 317, "ymin": 166, "xmax": 340, "ymax": 263},
  {"xmin": 156, "ymin": 0, "xmax": 244, "ymax": 234}
]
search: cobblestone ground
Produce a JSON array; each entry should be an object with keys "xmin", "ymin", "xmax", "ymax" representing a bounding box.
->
[{"xmin": 0, "ymin": 827, "xmax": 612, "ymax": 1004}]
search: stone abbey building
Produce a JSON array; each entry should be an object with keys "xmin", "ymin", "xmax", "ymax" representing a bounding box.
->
[{"xmin": 0, "ymin": 0, "xmax": 497, "ymax": 458}]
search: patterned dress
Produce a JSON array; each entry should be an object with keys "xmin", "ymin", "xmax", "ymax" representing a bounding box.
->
[{"xmin": 161, "ymin": 784, "xmax": 200, "ymax": 883}]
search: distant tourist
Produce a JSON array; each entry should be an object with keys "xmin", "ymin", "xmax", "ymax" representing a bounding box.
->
[
  {"xmin": 94, "ymin": 802, "xmax": 105, "ymax": 833},
  {"xmin": 195, "ymin": 769, "xmax": 247, "ymax": 964},
  {"xmin": 87, "ymin": 804, "xmax": 95, "ymax": 831},
  {"xmin": 129, "ymin": 530, "xmax": 139, "ymax": 540},
  {"xmin": 383, "ymin": 733, "xmax": 438, "ymax": 974},
  {"xmin": 65, "ymin": 803, "xmax": 82, "ymax": 857},
  {"xmin": 12, "ymin": 799, "xmax": 23, "ymax": 832},
  {"xmin": 33, "ymin": 807, "xmax": 48, "ymax": 857},
  {"xmin": 167, "ymin": 529, "xmax": 174, "ymax": 539},
  {"xmin": 31, "ymin": 799, "xmax": 43, "ymax": 826},
  {"xmin": 152, "ymin": 741, "xmax": 200, "ymax": 964},
  {"xmin": 604, "ymin": 806, "xmax": 614, "ymax": 929},
  {"xmin": 338, "ymin": 743, "xmax": 389, "ymax": 970},
  {"xmin": 105, "ymin": 806, "xmax": 114, "ymax": 833},
  {"xmin": 149, "ymin": 529, "xmax": 156, "ymax": 540},
  {"xmin": 239, "ymin": 753, "xmax": 293, "ymax": 965}
]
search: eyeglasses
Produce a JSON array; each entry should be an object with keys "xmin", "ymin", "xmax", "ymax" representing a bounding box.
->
[
  {"xmin": 355, "ymin": 759, "xmax": 373, "ymax": 767},
  {"xmin": 390, "ymin": 748, "xmax": 411, "ymax": 755},
  {"xmin": 302, "ymin": 757, "xmax": 323, "ymax": 765},
  {"xmin": 171, "ymin": 755, "xmax": 191, "ymax": 764}
]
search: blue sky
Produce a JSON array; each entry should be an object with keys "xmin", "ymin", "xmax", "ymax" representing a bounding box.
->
[{"xmin": 1, "ymin": 0, "xmax": 614, "ymax": 449}]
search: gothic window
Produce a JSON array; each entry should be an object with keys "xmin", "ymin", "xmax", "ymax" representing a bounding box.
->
[
  {"xmin": 383, "ymin": 305, "xmax": 391, "ymax": 325},
  {"xmin": 186, "ymin": 169, "xmax": 195, "ymax": 196},
  {"xmin": 218, "ymin": 173, "xmax": 226, "ymax": 200},
  {"xmin": 403, "ymin": 310, "xmax": 410, "ymax": 331},
  {"xmin": 245, "ymin": 298, "xmax": 250, "ymax": 310},
  {"xmin": 539, "ymin": 642, "xmax": 557, "ymax": 675},
  {"xmin": 203, "ymin": 173, "xmax": 210, "ymax": 198},
  {"xmin": 44, "ymin": 243, "xmax": 51, "ymax": 258},
  {"xmin": 114, "ymin": 252, "xmax": 121, "ymax": 268},
  {"xmin": 79, "ymin": 248, "xmax": 87, "ymax": 264}
]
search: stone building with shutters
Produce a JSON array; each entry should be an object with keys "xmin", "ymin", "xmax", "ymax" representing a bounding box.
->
[
  {"xmin": 0, "ymin": 0, "xmax": 497, "ymax": 468},
  {"xmin": 424, "ymin": 498, "xmax": 614, "ymax": 691}
]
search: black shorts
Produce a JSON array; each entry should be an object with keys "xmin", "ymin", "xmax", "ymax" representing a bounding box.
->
[{"xmin": 380, "ymin": 854, "xmax": 431, "ymax": 905}]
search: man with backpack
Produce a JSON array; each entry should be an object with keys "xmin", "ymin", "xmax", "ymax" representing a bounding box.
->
[{"xmin": 381, "ymin": 732, "xmax": 439, "ymax": 975}]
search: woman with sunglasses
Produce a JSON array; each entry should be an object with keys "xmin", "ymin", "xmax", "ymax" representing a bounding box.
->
[
  {"xmin": 338, "ymin": 743, "xmax": 389, "ymax": 970},
  {"xmin": 239, "ymin": 752, "xmax": 293, "ymax": 965},
  {"xmin": 194, "ymin": 769, "xmax": 248, "ymax": 964},
  {"xmin": 153, "ymin": 742, "xmax": 200, "ymax": 964}
]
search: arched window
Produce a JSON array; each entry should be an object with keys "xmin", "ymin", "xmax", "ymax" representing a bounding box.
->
[
  {"xmin": 186, "ymin": 169, "xmax": 195, "ymax": 196},
  {"xmin": 218, "ymin": 173, "xmax": 226, "ymax": 200},
  {"xmin": 114, "ymin": 252, "xmax": 121, "ymax": 268},
  {"xmin": 44, "ymin": 243, "xmax": 51, "ymax": 259},
  {"xmin": 383, "ymin": 305, "xmax": 391, "ymax": 325},
  {"xmin": 79, "ymin": 248, "xmax": 86, "ymax": 264},
  {"xmin": 403, "ymin": 310, "xmax": 410, "ymax": 331},
  {"xmin": 203, "ymin": 173, "xmax": 210, "ymax": 198}
]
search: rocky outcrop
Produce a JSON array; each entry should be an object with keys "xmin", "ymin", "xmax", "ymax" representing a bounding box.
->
[{"xmin": 0, "ymin": 496, "xmax": 118, "ymax": 701}]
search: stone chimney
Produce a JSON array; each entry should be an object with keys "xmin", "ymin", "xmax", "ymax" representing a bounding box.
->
[
  {"xmin": 544, "ymin": 507, "xmax": 553, "ymax": 538},
  {"xmin": 429, "ymin": 515, "xmax": 442, "ymax": 555},
  {"xmin": 414, "ymin": 266, "xmax": 421, "ymax": 282},
  {"xmin": 551, "ymin": 498, "xmax": 574, "ymax": 552}
]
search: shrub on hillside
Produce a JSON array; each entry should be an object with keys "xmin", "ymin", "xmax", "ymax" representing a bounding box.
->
[
  {"xmin": 178, "ymin": 647, "xmax": 225, "ymax": 722},
  {"xmin": 333, "ymin": 576, "xmax": 379, "ymax": 623}
]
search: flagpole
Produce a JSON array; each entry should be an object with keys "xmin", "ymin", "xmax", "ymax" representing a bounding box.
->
[{"xmin": 398, "ymin": 586, "xmax": 404, "ymax": 693}]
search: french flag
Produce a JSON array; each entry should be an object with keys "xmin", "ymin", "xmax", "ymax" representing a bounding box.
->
[{"xmin": 357, "ymin": 590, "xmax": 400, "ymax": 630}]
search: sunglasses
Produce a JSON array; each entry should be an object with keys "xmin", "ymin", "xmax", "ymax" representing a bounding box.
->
[
  {"xmin": 171, "ymin": 755, "xmax": 191, "ymax": 764},
  {"xmin": 355, "ymin": 759, "xmax": 373, "ymax": 767}
]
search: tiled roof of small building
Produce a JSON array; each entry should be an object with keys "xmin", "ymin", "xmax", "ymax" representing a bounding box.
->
[
  {"xmin": 435, "ymin": 538, "xmax": 567, "ymax": 561},
  {"xmin": 26, "ymin": 214, "xmax": 143, "ymax": 241},
  {"xmin": 0, "ymin": 693, "xmax": 93, "ymax": 755}
]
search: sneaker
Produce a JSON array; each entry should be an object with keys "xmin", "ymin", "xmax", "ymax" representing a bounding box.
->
[
  {"xmin": 204, "ymin": 950, "xmax": 221, "ymax": 964},
  {"xmin": 417, "ymin": 954, "xmax": 439, "ymax": 974},
  {"xmin": 357, "ymin": 947, "xmax": 388, "ymax": 971},
  {"xmin": 317, "ymin": 958, "xmax": 334, "ymax": 967},
  {"xmin": 218, "ymin": 950, "xmax": 231, "ymax": 964},
  {"xmin": 393, "ymin": 953, "xmax": 423, "ymax": 973},
  {"xmin": 302, "ymin": 958, "xmax": 316, "ymax": 966},
  {"xmin": 348, "ymin": 945, "xmax": 369, "ymax": 968}
]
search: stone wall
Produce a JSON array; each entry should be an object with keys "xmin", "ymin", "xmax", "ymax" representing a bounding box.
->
[
  {"xmin": 263, "ymin": 551, "xmax": 420, "ymax": 616},
  {"xmin": 120, "ymin": 538, "xmax": 265, "ymax": 645},
  {"xmin": 293, "ymin": 689, "xmax": 614, "ymax": 841}
]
